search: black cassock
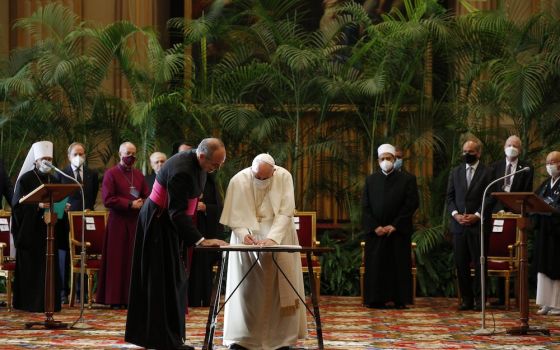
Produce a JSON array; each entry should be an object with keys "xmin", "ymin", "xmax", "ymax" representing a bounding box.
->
[
  {"xmin": 11, "ymin": 169, "xmax": 61, "ymax": 312},
  {"xmin": 534, "ymin": 178, "xmax": 560, "ymax": 281},
  {"xmin": 361, "ymin": 169, "xmax": 419, "ymax": 306},
  {"xmin": 188, "ymin": 173, "xmax": 223, "ymax": 307},
  {"xmin": 125, "ymin": 150, "xmax": 205, "ymax": 350}
]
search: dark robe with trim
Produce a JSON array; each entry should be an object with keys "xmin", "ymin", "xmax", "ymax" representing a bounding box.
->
[
  {"xmin": 125, "ymin": 150, "xmax": 205, "ymax": 350},
  {"xmin": 361, "ymin": 169, "xmax": 419, "ymax": 306},
  {"xmin": 534, "ymin": 178, "xmax": 560, "ymax": 280},
  {"xmin": 11, "ymin": 169, "xmax": 61, "ymax": 312},
  {"xmin": 188, "ymin": 173, "xmax": 223, "ymax": 307}
]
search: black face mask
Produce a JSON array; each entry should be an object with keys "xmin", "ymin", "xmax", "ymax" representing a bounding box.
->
[{"xmin": 463, "ymin": 153, "xmax": 477, "ymax": 164}]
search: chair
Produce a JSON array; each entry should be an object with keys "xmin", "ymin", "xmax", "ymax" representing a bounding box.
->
[
  {"xmin": 0, "ymin": 210, "xmax": 14, "ymax": 311},
  {"xmin": 294, "ymin": 211, "xmax": 321, "ymax": 298},
  {"xmin": 360, "ymin": 240, "xmax": 417, "ymax": 304},
  {"xmin": 487, "ymin": 213, "xmax": 520, "ymax": 310},
  {"xmin": 68, "ymin": 210, "xmax": 108, "ymax": 308}
]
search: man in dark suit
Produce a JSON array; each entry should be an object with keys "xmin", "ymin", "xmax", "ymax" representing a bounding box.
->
[
  {"xmin": 489, "ymin": 135, "xmax": 533, "ymax": 212},
  {"xmin": 488, "ymin": 135, "xmax": 533, "ymax": 306},
  {"xmin": 56, "ymin": 142, "xmax": 99, "ymax": 303},
  {"xmin": 0, "ymin": 158, "xmax": 13, "ymax": 208},
  {"xmin": 447, "ymin": 139, "xmax": 492, "ymax": 311}
]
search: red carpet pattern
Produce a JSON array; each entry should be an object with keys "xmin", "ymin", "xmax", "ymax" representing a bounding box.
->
[{"xmin": 1, "ymin": 296, "xmax": 559, "ymax": 349}]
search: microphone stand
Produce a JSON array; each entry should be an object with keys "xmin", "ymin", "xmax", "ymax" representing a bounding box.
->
[
  {"xmin": 43, "ymin": 161, "xmax": 90, "ymax": 329},
  {"xmin": 473, "ymin": 166, "xmax": 530, "ymax": 335}
]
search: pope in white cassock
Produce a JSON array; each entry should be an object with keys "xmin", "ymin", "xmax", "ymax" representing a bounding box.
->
[{"xmin": 220, "ymin": 153, "xmax": 307, "ymax": 350}]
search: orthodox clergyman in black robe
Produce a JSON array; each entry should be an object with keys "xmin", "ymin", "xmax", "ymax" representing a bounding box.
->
[
  {"xmin": 362, "ymin": 144, "xmax": 419, "ymax": 309},
  {"xmin": 188, "ymin": 173, "xmax": 223, "ymax": 307},
  {"xmin": 11, "ymin": 141, "xmax": 62, "ymax": 312},
  {"xmin": 125, "ymin": 138, "xmax": 227, "ymax": 350}
]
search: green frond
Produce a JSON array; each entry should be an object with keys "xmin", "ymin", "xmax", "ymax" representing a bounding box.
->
[{"xmin": 14, "ymin": 3, "xmax": 80, "ymax": 43}]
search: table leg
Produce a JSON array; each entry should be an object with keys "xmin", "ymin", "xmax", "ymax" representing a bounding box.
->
[
  {"xmin": 306, "ymin": 251, "xmax": 324, "ymax": 350},
  {"xmin": 203, "ymin": 251, "xmax": 227, "ymax": 350}
]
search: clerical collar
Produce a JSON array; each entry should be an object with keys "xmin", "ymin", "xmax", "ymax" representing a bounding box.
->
[{"xmin": 118, "ymin": 163, "xmax": 132, "ymax": 172}]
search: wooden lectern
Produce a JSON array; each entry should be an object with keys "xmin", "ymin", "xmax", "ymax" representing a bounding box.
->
[
  {"xmin": 19, "ymin": 184, "xmax": 80, "ymax": 329},
  {"xmin": 492, "ymin": 192, "xmax": 554, "ymax": 336}
]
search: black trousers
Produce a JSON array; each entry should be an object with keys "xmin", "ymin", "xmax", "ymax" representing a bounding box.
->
[{"xmin": 453, "ymin": 226, "xmax": 489, "ymax": 305}]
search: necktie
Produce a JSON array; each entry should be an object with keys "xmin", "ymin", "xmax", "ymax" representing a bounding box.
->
[
  {"xmin": 467, "ymin": 166, "xmax": 474, "ymax": 188},
  {"xmin": 75, "ymin": 168, "xmax": 82, "ymax": 183},
  {"xmin": 504, "ymin": 163, "xmax": 512, "ymax": 187}
]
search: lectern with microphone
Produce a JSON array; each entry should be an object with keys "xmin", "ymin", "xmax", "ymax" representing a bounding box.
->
[
  {"xmin": 19, "ymin": 183, "xmax": 79, "ymax": 329},
  {"xmin": 492, "ymin": 192, "xmax": 553, "ymax": 336}
]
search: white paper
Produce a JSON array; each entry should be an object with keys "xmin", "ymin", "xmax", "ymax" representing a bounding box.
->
[
  {"xmin": 492, "ymin": 226, "xmax": 504, "ymax": 233},
  {"xmin": 0, "ymin": 218, "xmax": 8, "ymax": 225},
  {"xmin": 0, "ymin": 224, "xmax": 9, "ymax": 232},
  {"xmin": 86, "ymin": 223, "xmax": 96, "ymax": 231},
  {"xmin": 493, "ymin": 219, "xmax": 504, "ymax": 226},
  {"xmin": 85, "ymin": 217, "xmax": 95, "ymax": 224}
]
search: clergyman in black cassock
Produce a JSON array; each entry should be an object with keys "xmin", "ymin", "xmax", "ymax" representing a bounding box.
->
[
  {"xmin": 362, "ymin": 143, "xmax": 419, "ymax": 308},
  {"xmin": 11, "ymin": 141, "xmax": 62, "ymax": 312},
  {"xmin": 188, "ymin": 172, "xmax": 223, "ymax": 307},
  {"xmin": 125, "ymin": 138, "xmax": 227, "ymax": 350}
]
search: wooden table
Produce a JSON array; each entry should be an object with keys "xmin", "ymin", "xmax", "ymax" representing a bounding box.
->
[{"xmin": 195, "ymin": 245, "xmax": 332, "ymax": 350}]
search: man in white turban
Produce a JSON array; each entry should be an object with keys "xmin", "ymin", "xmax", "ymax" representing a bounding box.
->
[
  {"xmin": 220, "ymin": 153, "xmax": 307, "ymax": 349},
  {"xmin": 361, "ymin": 143, "xmax": 419, "ymax": 309},
  {"xmin": 11, "ymin": 141, "xmax": 63, "ymax": 312}
]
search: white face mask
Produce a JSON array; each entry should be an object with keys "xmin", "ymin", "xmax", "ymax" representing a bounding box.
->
[
  {"xmin": 379, "ymin": 160, "xmax": 394, "ymax": 172},
  {"xmin": 38, "ymin": 163, "xmax": 51, "ymax": 174},
  {"xmin": 253, "ymin": 177, "xmax": 272, "ymax": 189},
  {"xmin": 504, "ymin": 146, "xmax": 519, "ymax": 158},
  {"xmin": 547, "ymin": 164, "xmax": 560, "ymax": 178},
  {"xmin": 71, "ymin": 155, "xmax": 85, "ymax": 168}
]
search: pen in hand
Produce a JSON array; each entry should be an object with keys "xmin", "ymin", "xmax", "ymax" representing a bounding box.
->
[{"xmin": 245, "ymin": 229, "xmax": 257, "ymax": 245}]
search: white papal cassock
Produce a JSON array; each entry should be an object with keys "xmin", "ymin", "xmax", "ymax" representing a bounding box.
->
[{"xmin": 220, "ymin": 165, "xmax": 307, "ymax": 350}]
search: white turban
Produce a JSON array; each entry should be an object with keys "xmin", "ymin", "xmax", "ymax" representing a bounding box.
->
[
  {"xmin": 251, "ymin": 153, "xmax": 276, "ymax": 173},
  {"xmin": 17, "ymin": 141, "xmax": 53, "ymax": 181},
  {"xmin": 377, "ymin": 144, "xmax": 395, "ymax": 157}
]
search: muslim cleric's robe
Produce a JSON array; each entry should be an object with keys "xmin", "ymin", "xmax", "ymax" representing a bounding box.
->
[
  {"xmin": 361, "ymin": 169, "xmax": 419, "ymax": 306},
  {"xmin": 11, "ymin": 169, "xmax": 62, "ymax": 312},
  {"xmin": 220, "ymin": 166, "xmax": 307, "ymax": 350},
  {"xmin": 125, "ymin": 150, "xmax": 205, "ymax": 350},
  {"xmin": 96, "ymin": 163, "xmax": 149, "ymax": 305}
]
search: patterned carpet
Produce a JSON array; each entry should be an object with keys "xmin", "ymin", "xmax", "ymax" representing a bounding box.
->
[{"xmin": 0, "ymin": 296, "xmax": 559, "ymax": 349}]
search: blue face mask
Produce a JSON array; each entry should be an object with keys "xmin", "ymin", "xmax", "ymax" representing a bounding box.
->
[{"xmin": 394, "ymin": 158, "xmax": 403, "ymax": 171}]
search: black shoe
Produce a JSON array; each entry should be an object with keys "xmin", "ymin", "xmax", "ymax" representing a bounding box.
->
[
  {"xmin": 473, "ymin": 304, "xmax": 482, "ymax": 311},
  {"xmin": 366, "ymin": 302, "xmax": 386, "ymax": 309},
  {"xmin": 174, "ymin": 345, "xmax": 194, "ymax": 350},
  {"xmin": 230, "ymin": 344, "xmax": 249, "ymax": 350},
  {"xmin": 459, "ymin": 303, "xmax": 473, "ymax": 311},
  {"xmin": 395, "ymin": 303, "xmax": 408, "ymax": 310}
]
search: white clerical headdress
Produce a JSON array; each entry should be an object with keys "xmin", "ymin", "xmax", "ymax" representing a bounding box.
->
[
  {"xmin": 377, "ymin": 143, "xmax": 395, "ymax": 157},
  {"xmin": 17, "ymin": 140, "xmax": 53, "ymax": 181},
  {"xmin": 251, "ymin": 153, "xmax": 276, "ymax": 173}
]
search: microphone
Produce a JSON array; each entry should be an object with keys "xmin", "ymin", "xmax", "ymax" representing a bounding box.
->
[
  {"xmin": 41, "ymin": 159, "xmax": 56, "ymax": 169},
  {"xmin": 474, "ymin": 165, "xmax": 530, "ymax": 335},
  {"xmin": 41, "ymin": 158, "xmax": 89, "ymax": 327}
]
